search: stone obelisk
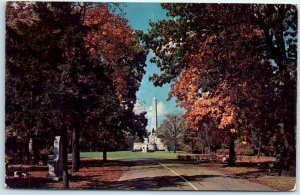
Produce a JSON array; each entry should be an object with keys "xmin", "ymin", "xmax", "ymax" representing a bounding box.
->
[{"xmin": 151, "ymin": 97, "xmax": 158, "ymax": 136}]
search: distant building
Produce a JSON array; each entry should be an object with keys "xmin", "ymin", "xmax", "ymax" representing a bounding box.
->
[{"xmin": 133, "ymin": 97, "xmax": 166, "ymax": 152}]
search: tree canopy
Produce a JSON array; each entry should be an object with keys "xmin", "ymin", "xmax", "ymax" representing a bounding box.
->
[
  {"xmin": 140, "ymin": 3, "xmax": 296, "ymax": 172},
  {"xmin": 157, "ymin": 113, "xmax": 187, "ymax": 152},
  {"xmin": 6, "ymin": 2, "xmax": 148, "ymax": 187}
]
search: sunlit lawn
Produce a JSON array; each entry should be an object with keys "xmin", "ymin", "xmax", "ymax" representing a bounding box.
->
[{"xmin": 79, "ymin": 151, "xmax": 179, "ymax": 160}]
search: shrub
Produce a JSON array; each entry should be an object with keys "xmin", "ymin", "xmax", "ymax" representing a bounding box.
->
[
  {"xmin": 236, "ymin": 148, "xmax": 254, "ymax": 156},
  {"xmin": 5, "ymin": 155, "xmax": 13, "ymax": 165},
  {"xmin": 131, "ymin": 149, "xmax": 142, "ymax": 152},
  {"xmin": 177, "ymin": 155, "xmax": 183, "ymax": 160},
  {"xmin": 183, "ymin": 145, "xmax": 192, "ymax": 153},
  {"xmin": 39, "ymin": 148, "xmax": 51, "ymax": 163},
  {"xmin": 177, "ymin": 154, "xmax": 193, "ymax": 161},
  {"xmin": 186, "ymin": 155, "xmax": 191, "ymax": 161}
]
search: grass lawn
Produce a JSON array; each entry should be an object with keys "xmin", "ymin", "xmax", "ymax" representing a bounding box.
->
[{"xmin": 80, "ymin": 151, "xmax": 179, "ymax": 160}]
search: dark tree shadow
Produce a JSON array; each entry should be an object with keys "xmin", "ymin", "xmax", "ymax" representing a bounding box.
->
[
  {"xmin": 72, "ymin": 174, "xmax": 223, "ymax": 190},
  {"xmin": 5, "ymin": 159, "xmax": 229, "ymax": 190}
]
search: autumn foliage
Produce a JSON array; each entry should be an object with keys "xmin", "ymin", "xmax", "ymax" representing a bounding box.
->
[
  {"xmin": 6, "ymin": 2, "xmax": 147, "ymax": 188},
  {"xmin": 140, "ymin": 4, "xmax": 296, "ymax": 171}
]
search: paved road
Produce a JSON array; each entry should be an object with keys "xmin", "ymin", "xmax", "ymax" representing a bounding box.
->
[{"xmin": 116, "ymin": 159, "xmax": 275, "ymax": 191}]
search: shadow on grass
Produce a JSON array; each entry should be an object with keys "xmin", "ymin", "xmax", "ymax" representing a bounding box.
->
[
  {"xmin": 79, "ymin": 159, "xmax": 134, "ymax": 168},
  {"xmin": 6, "ymin": 158, "xmax": 222, "ymax": 189},
  {"xmin": 79, "ymin": 159, "xmax": 198, "ymax": 169},
  {"xmin": 68, "ymin": 159, "xmax": 224, "ymax": 190},
  {"xmin": 6, "ymin": 176, "xmax": 56, "ymax": 189},
  {"xmin": 11, "ymin": 159, "xmax": 272, "ymax": 190},
  {"xmin": 212, "ymin": 162, "xmax": 279, "ymax": 180}
]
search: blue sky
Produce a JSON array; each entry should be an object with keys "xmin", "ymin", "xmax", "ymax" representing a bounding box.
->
[{"xmin": 122, "ymin": 3, "xmax": 184, "ymax": 131}]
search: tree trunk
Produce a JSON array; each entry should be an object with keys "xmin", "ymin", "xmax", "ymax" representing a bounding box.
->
[
  {"xmin": 173, "ymin": 142, "xmax": 176, "ymax": 153},
  {"xmin": 103, "ymin": 147, "xmax": 107, "ymax": 162},
  {"xmin": 228, "ymin": 135, "xmax": 236, "ymax": 167},
  {"xmin": 257, "ymin": 137, "xmax": 262, "ymax": 159},
  {"xmin": 62, "ymin": 128, "xmax": 69, "ymax": 189},
  {"xmin": 72, "ymin": 126, "xmax": 80, "ymax": 173},
  {"xmin": 205, "ymin": 127, "xmax": 211, "ymax": 153},
  {"xmin": 19, "ymin": 141, "xmax": 24, "ymax": 164},
  {"xmin": 282, "ymin": 70, "xmax": 296, "ymax": 176},
  {"xmin": 33, "ymin": 142, "xmax": 40, "ymax": 164},
  {"xmin": 264, "ymin": 21, "xmax": 296, "ymax": 176}
]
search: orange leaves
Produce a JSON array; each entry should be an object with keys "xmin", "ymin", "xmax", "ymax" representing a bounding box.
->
[
  {"xmin": 155, "ymin": 6, "xmax": 274, "ymax": 144},
  {"xmin": 83, "ymin": 5, "xmax": 134, "ymax": 62},
  {"xmin": 184, "ymin": 97, "xmax": 222, "ymax": 129},
  {"xmin": 171, "ymin": 70, "xmax": 195, "ymax": 107},
  {"xmin": 170, "ymin": 34, "xmax": 218, "ymax": 97},
  {"xmin": 239, "ymin": 24, "xmax": 263, "ymax": 41},
  {"xmin": 230, "ymin": 128, "xmax": 237, "ymax": 134},
  {"xmin": 6, "ymin": 2, "xmax": 39, "ymax": 35},
  {"xmin": 82, "ymin": 5, "xmax": 109, "ymax": 26},
  {"xmin": 169, "ymin": 35, "xmax": 219, "ymax": 112},
  {"xmin": 219, "ymin": 109, "xmax": 234, "ymax": 129},
  {"xmin": 81, "ymin": 5, "xmax": 140, "ymax": 102},
  {"xmin": 112, "ymin": 70, "xmax": 129, "ymax": 101}
]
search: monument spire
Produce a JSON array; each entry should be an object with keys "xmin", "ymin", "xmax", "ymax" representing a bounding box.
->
[{"xmin": 151, "ymin": 97, "xmax": 158, "ymax": 136}]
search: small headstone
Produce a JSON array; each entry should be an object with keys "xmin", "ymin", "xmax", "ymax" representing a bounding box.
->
[
  {"xmin": 14, "ymin": 171, "xmax": 27, "ymax": 177},
  {"xmin": 222, "ymin": 157, "xmax": 227, "ymax": 163},
  {"xmin": 14, "ymin": 171, "xmax": 21, "ymax": 177}
]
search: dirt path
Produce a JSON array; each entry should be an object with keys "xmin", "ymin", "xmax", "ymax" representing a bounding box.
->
[{"xmin": 116, "ymin": 159, "xmax": 276, "ymax": 191}]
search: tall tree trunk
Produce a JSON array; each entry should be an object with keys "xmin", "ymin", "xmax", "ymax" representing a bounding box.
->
[
  {"xmin": 228, "ymin": 134, "xmax": 236, "ymax": 167},
  {"xmin": 257, "ymin": 136, "xmax": 262, "ymax": 159},
  {"xmin": 33, "ymin": 140, "xmax": 40, "ymax": 164},
  {"xmin": 19, "ymin": 141, "xmax": 24, "ymax": 164},
  {"xmin": 62, "ymin": 128, "xmax": 69, "ymax": 189},
  {"xmin": 264, "ymin": 20, "xmax": 296, "ymax": 176},
  {"xmin": 103, "ymin": 146, "xmax": 107, "ymax": 162},
  {"xmin": 173, "ymin": 142, "xmax": 176, "ymax": 153},
  {"xmin": 282, "ymin": 70, "xmax": 296, "ymax": 176},
  {"xmin": 205, "ymin": 126, "xmax": 211, "ymax": 153},
  {"xmin": 72, "ymin": 126, "xmax": 80, "ymax": 173},
  {"xmin": 274, "ymin": 61, "xmax": 296, "ymax": 176}
]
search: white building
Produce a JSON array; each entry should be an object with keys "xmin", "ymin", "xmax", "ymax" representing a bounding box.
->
[{"xmin": 133, "ymin": 97, "xmax": 166, "ymax": 152}]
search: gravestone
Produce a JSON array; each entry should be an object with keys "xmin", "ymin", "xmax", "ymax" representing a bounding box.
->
[
  {"xmin": 28, "ymin": 138, "xmax": 33, "ymax": 162},
  {"xmin": 45, "ymin": 136, "xmax": 63, "ymax": 181},
  {"xmin": 28, "ymin": 138, "xmax": 33, "ymax": 153}
]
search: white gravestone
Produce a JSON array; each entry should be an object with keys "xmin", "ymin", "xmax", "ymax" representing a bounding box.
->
[
  {"xmin": 46, "ymin": 136, "xmax": 63, "ymax": 181},
  {"xmin": 28, "ymin": 138, "xmax": 33, "ymax": 162}
]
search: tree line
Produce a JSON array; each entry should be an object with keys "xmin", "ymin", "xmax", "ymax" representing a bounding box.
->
[
  {"xmin": 139, "ymin": 4, "xmax": 297, "ymax": 175},
  {"xmin": 5, "ymin": 2, "xmax": 148, "ymax": 188}
]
